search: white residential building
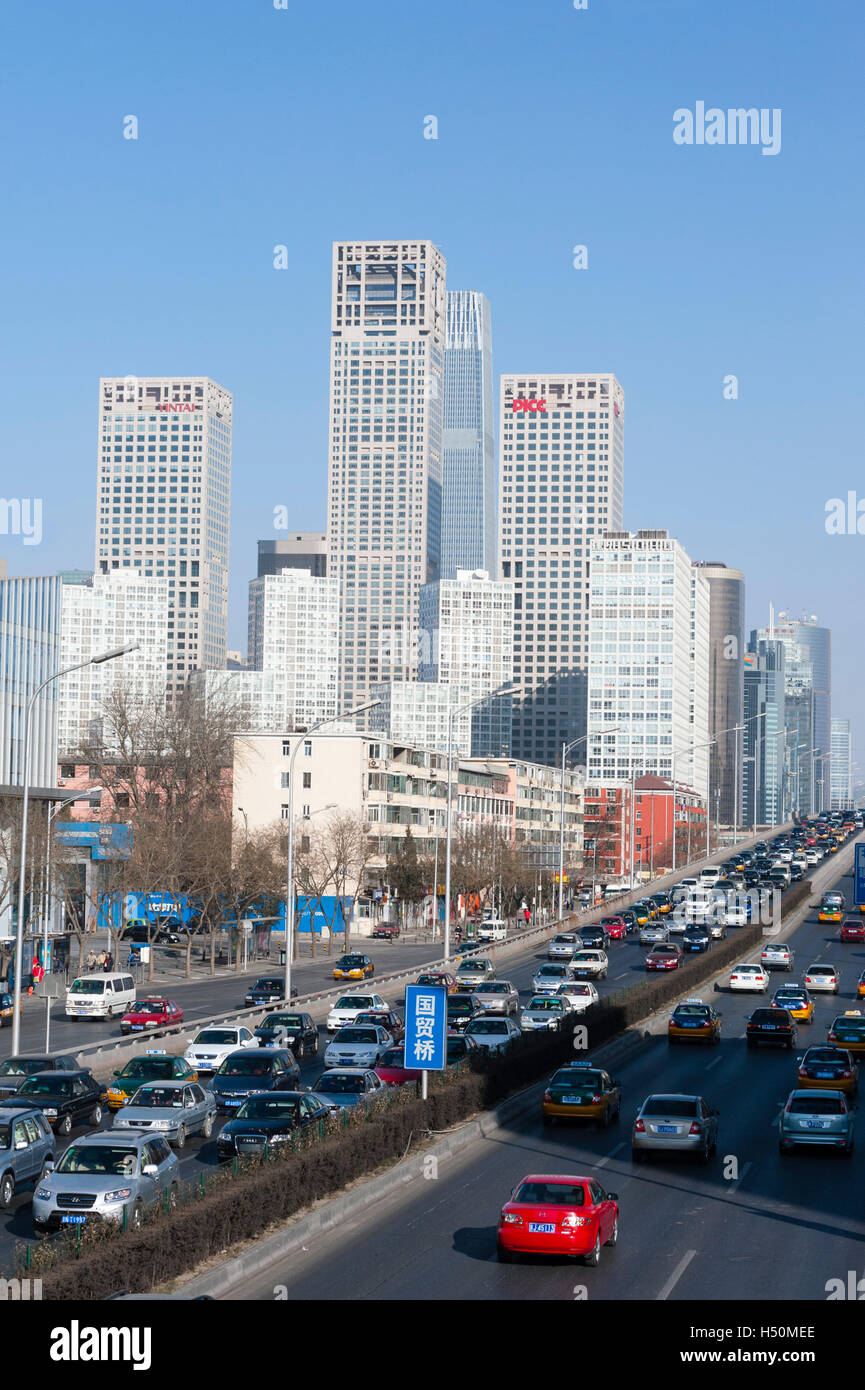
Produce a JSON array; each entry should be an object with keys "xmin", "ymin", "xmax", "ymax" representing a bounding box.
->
[
  {"xmin": 56, "ymin": 570, "xmax": 169, "ymax": 755},
  {"xmin": 587, "ymin": 531, "xmax": 711, "ymax": 800},
  {"xmin": 369, "ymin": 680, "xmax": 469, "ymax": 756},
  {"xmin": 499, "ymin": 373, "xmax": 625, "ymax": 768},
  {"xmin": 95, "ymin": 375, "xmax": 232, "ymax": 693},
  {"xmin": 420, "ymin": 568, "xmax": 513, "ymax": 755},
  {"xmin": 830, "ymin": 717, "xmax": 853, "ymax": 810},
  {"xmin": 327, "ymin": 240, "xmax": 447, "ymax": 712}
]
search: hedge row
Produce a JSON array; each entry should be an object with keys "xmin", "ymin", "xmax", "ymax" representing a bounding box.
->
[{"xmin": 30, "ymin": 880, "xmax": 813, "ymax": 1299}]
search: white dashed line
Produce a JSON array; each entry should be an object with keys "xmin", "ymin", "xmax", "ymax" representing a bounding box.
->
[
  {"xmin": 656, "ymin": 1248, "xmax": 697, "ymax": 1301},
  {"xmin": 727, "ymin": 1160, "xmax": 752, "ymax": 1192},
  {"xmin": 595, "ymin": 1142, "xmax": 626, "ymax": 1169},
  {"xmin": 704, "ymin": 1055, "xmax": 723, "ymax": 1070}
]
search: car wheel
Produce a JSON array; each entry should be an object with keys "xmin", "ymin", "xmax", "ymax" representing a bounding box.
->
[
  {"xmin": 605, "ymin": 1216, "xmax": 618, "ymax": 1247},
  {"xmin": 496, "ymin": 1243, "xmax": 513, "ymax": 1263},
  {"xmin": 201, "ymin": 1112, "xmax": 214, "ymax": 1139},
  {"xmin": 175, "ymin": 1125, "xmax": 186, "ymax": 1150},
  {"xmin": 583, "ymin": 1234, "xmax": 601, "ymax": 1267},
  {"xmin": 90, "ymin": 1102, "xmax": 103, "ymax": 1126},
  {"xmin": 58, "ymin": 1113, "xmax": 72, "ymax": 1137},
  {"xmin": 0, "ymin": 1172, "xmax": 13, "ymax": 1209}
]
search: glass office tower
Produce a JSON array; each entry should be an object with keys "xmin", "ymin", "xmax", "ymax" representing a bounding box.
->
[{"xmin": 441, "ymin": 291, "xmax": 495, "ymax": 579}]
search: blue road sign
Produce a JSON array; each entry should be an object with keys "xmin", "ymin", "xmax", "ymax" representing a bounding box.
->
[
  {"xmin": 404, "ymin": 984, "xmax": 447, "ymax": 1071},
  {"xmin": 855, "ymin": 844, "xmax": 865, "ymax": 907}
]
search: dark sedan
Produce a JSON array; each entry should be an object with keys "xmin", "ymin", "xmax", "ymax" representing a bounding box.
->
[
  {"xmin": 2, "ymin": 1070, "xmax": 105, "ymax": 1136},
  {"xmin": 578, "ymin": 925, "xmax": 610, "ymax": 951},
  {"xmin": 746, "ymin": 1007, "xmax": 797, "ymax": 1049},
  {"xmin": 253, "ymin": 1012, "xmax": 318, "ymax": 1057},
  {"xmin": 211, "ymin": 1048, "xmax": 301, "ymax": 1112},
  {"xmin": 682, "ymin": 926, "xmax": 711, "ymax": 953},
  {"xmin": 0, "ymin": 1054, "xmax": 82, "ymax": 1102},
  {"xmin": 445, "ymin": 994, "xmax": 485, "ymax": 1033},
  {"xmin": 244, "ymin": 977, "xmax": 297, "ymax": 1007},
  {"xmin": 216, "ymin": 1091, "xmax": 332, "ymax": 1159}
]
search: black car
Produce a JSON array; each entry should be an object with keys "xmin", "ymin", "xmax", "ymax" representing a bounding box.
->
[
  {"xmin": 253, "ymin": 1011, "xmax": 318, "ymax": 1058},
  {"xmin": 244, "ymin": 977, "xmax": 297, "ymax": 1007},
  {"xmin": 446, "ymin": 1033, "xmax": 481, "ymax": 1065},
  {"xmin": 578, "ymin": 925, "xmax": 610, "ymax": 950},
  {"xmin": 0, "ymin": 1054, "xmax": 82, "ymax": 1102},
  {"xmin": 445, "ymin": 994, "xmax": 485, "ymax": 1034},
  {"xmin": 746, "ymin": 1008, "xmax": 797, "ymax": 1049},
  {"xmin": 216, "ymin": 1090, "xmax": 331, "ymax": 1159},
  {"xmin": 789, "ymin": 865, "xmax": 805, "ymax": 882},
  {"xmin": 211, "ymin": 1048, "xmax": 301, "ymax": 1111},
  {"xmin": 682, "ymin": 925, "xmax": 710, "ymax": 953},
  {"xmin": 2, "ymin": 1070, "xmax": 105, "ymax": 1136},
  {"xmin": 743, "ymin": 871, "xmax": 761, "ymax": 889},
  {"xmin": 620, "ymin": 910, "xmax": 639, "ymax": 934}
]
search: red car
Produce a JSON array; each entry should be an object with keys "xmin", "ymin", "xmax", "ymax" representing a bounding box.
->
[
  {"xmin": 120, "ymin": 998, "xmax": 183, "ymax": 1035},
  {"xmin": 645, "ymin": 944, "xmax": 682, "ymax": 972},
  {"xmin": 497, "ymin": 1173, "xmax": 619, "ymax": 1265},
  {"xmin": 354, "ymin": 1009, "xmax": 405, "ymax": 1043},
  {"xmin": 416, "ymin": 970, "xmax": 458, "ymax": 994},
  {"xmin": 370, "ymin": 923, "xmax": 400, "ymax": 940},
  {"xmin": 840, "ymin": 919, "xmax": 865, "ymax": 943},
  {"xmin": 600, "ymin": 916, "xmax": 627, "ymax": 940},
  {"xmin": 374, "ymin": 1045, "xmax": 422, "ymax": 1087}
]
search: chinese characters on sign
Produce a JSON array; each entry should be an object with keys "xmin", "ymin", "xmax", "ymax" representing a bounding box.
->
[{"xmin": 404, "ymin": 985, "xmax": 447, "ymax": 1071}]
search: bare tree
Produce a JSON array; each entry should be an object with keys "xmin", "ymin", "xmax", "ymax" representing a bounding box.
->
[{"xmin": 316, "ymin": 811, "xmax": 375, "ymax": 951}]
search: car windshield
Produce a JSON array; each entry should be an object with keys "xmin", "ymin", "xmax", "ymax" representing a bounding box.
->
[
  {"xmin": 218, "ymin": 1056, "xmax": 275, "ymax": 1077},
  {"xmin": 562, "ymin": 984, "xmax": 592, "ymax": 996},
  {"xmin": 469, "ymin": 1019, "xmax": 508, "ymax": 1033},
  {"xmin": 18, "ymin": 1077, "xmax": 70, "ymax": 1096},
  {"xmin": 789, "ymin": 1097, "xmax": 845, "ymax": 1115},
  {"xmin": 475, "ymin": 984, "xmax": 507, "ymax": 994},
  {"xmin": 808, "ymin": 966, "xmax": 836, "ymax": 974},
  {"xmin": 132, "ymin": 1086, "xmax": 184, "ymax": 1108},
  {"xmin": 805, "ymin": 1049, "xmax": 846, "ymax": 1063},
  {"xmin": 537, "ymin": 966, "xmax": 565, "ymax": 976},
  {"xmin": 252, "ymin": 980, "xmax": 282, "ymax": 992},
  {"xmin": 642, "ymin": 1097, "xmax": 698, "ymax": 1117},
  {"xmin": 335, "ymin": 997, "xmax": 373, "ymax": 1010},
  {"xmin": 528, "ymin": 998, "xmax": 562, "ymax": 1012},
  {"xmin": 121, "ymin": 1059, "xmax": 173, "ymax": 1079},
  {"xmin": 416, "ymin": 976, "xmax": 443, "ymax": 986},
  {"xmin": 134, "ymin": 1001, "xmax": 167, "ymax": 1012},
  {"xmin": 334, "ymin": 1029, "xmax": 378, "ymax": 1044},
  {"xmin": 835, "ymin": 1017, "xmax": 865, "ymax": 1031},
  {"xmin": 236, "ymin": 1097, "xmax": 299, "ymax": 1120},
  {"xmin": 0, "ymin": 1059, "xmax": 48, "ymax": 1077},
  {"xmin": 69, "ymin": 979, "xmax": 104, "ymax": 995},
  {"xmin": 674, "ymin": 1007, "xmax": 709, "ymax": 1019},
  {"xmin": 316, "ymin": 1075, "xmax": 365, "ymax": 1094},
  {"xmin": 448, "ymin": 1000, "xmax": 473, "ymax": 1014},
  {"xmin": 337, "ymin": 957, "xmax": 365, "ymax": 968},
  {"xmin": 57, "ymin": 1145, "xmax": 138, "ymax": 1175},
  {"xmin": 193, "ymin": 1030, "xmax": 239, "ymax": 1045},
  {"xmin": 751, "ymin": 1010, "xmax": 784, "ymax": 1023},
  {"xmin": 458, "ymin": 962, "xmax": 485, "ymax": 973},
  {"xmin": 551, "ymin": 1069, "xmax": 600, "ymax": 1087},
  {"xmin": 267, "ymin": 1016, "xmax": 303, "ymax": 1030},
  {"xmin": 514, "ymin": 1181, "xmax": 586, "ymax": 1205}
]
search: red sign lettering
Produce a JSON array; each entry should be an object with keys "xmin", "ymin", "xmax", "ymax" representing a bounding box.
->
[
  {"xmin": 511, "ymin": 397, "xmax": 547, "ymax": 413},
  {"xmin": 155, "ymin": 402, "xmax": 200, "ymax": 412}
]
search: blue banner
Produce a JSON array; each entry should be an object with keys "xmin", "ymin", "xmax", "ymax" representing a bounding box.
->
[{"xmin": 403, "ymin": 984, "xmax": 447, "ymax": 1071}]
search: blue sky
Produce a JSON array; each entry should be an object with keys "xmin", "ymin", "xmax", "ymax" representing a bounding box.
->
[{"xmin": 2, "ymin": 0, "xmax": 863, "ymax": 765}]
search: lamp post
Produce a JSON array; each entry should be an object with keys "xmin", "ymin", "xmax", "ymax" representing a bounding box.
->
[
  {"xmin": 11, "ymin": 643, "xmax": 138, "ymax": 1057},
  {"xmin": 42, "ymin": 787, "xmax": 102, "ymax": 1046},
  {"xmin": 283, "ymin": 702, "xmax": 379, "ymax": 1004},
  {"xmin": 671, "ymin": 737, "xmax": 715, "ymax": 873},
  {"xmin": 444, "ymin": 683, "xmax": 511, "ymax": 962},
  {"xmin": 558, "ymin": 728, "xmax": 619, "ymax": 922}
]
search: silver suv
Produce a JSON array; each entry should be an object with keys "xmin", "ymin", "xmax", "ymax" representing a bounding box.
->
[
  {"xmin": 33, "ymin": 1130, "xmax": 179, "ymax": 1233},
  {"xmin": 0, "ymin": 1104, "xmax": 55, "ymax": 1208}
]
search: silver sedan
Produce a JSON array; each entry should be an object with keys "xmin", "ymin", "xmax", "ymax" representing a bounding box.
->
[
  {"xmin": 631, "ymin": 1093, "xmax": 719, "ymax": 1164},
  {"xmin": 454, "ymin": 959, "xmax": 496, "ymax": 988},
  {"xmin": 547, "ymin": 934, "xmax": 579, "ymax": 960},
  {"xmin": 639, "ymin": 922, "xmax": 670, "ymax": 946},
  {"xmin": 111, "ymin": 1081, "xmax": 217, "ymax": 1149},
  {"xmin": 472, "ymin": 981, "xmax": 519, "ymax": 1015}
]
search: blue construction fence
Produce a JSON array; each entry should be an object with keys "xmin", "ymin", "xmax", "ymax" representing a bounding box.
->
[{"xmin": 93, "ymin": 891, "xmax": 353, "ymax": 937}]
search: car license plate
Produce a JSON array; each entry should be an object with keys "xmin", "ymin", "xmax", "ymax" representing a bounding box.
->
[
  {"xmin": 130, "ymin": 1024, "xmax": 144, "ymax": 1031},
  {"xmin": 762, "ymin": 1025, "xmax": 777, "ymax": 1031},
  {"xmin": 657, "ymin": 1124, "xmax": 678, "ymax": 1133},
  {"xmin": 61, "ymin": 1214, "xmax": 87, "ymax": 1224},
  {"xmin": 817, "ymin": 1071, "xmax": 834, "ymax": 1079},
  {"xmin": 225, "ymin": 1098, "xmax": 242, "ymax": 1106},
  {"xmin": 804, "ymin": 1120, "xmax": 829, "ymax": 1129},
  {"xmin": 562, "ymin": 1095, "xmax": 584, "ymax": 1104},
  {"xmin": 528, "ymin": 1222, "xmax": 555, "ymax": 1234}
]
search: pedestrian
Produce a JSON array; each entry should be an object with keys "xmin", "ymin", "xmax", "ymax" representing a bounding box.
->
[
  {"xmin": 85, "ymin": 949, "xmax": 96, "ymax": 971},
  {"xmin": 96, "ymin": 949, "xmax": 106, "ymax": 970},
  {"xmin": 103, "ymin": 951, "xmax": 113, "ymax": 972}
]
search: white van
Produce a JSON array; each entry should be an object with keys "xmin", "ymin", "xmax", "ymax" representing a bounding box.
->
[
  {"xmin": 700, "ymin": 867, "xmax": 721, "ymax": 887},
  {"xmin": 65, "ymin": 973, "xmax": 136, "ymax": 1020},
  {"xmin": 477, "ymin": 918, "xmax": 507, "ymax": 943}
]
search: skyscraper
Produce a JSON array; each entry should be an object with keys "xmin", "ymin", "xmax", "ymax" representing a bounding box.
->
[
  {"xmin": 0, "ymin": 574, "xmax": 62, "ymax": 786},
  {"xmin": 499, "ymin": 373, "xmax": 625, "ymax": 767},
  {"xmin": 441, "ymin": 291, "xmax": 495, "ymax": 578},
  {"xmin": 95, "ymin": 375, "xmax": 232, "ymax": 693},
  {"xmin": 743, "ymin": 640, "xmax": 786, "ymax": 827},
  {"xmin": 257, "ymin": 534, "xmax": 327, "ymax": 578},
  {"xmin": 247, "ymin": 568, "xmax": 339, "ymax": 727},
  {"xmin": 327, "ymin": 240, "xmax": 447, "ymax": 713},
  {"xmin": 692, "ymin": 562, "xmax": 745, "ymax": 826},
  {"xmin": 751, "ymin": 609, "xmax": 831, "ymax": 816},
  {"xmin": 830, "ymin": 718, "xmax": 852, "ymax": 810},
  {"xmin": 420, "ymin": 567, "xmax": 514, "ymax": 756}
]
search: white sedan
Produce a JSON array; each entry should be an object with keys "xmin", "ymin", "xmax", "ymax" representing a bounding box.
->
[
  {"xmin": 326, "ymin": 993, "xmax": 389, "ymax": 1032},
  {"xmin": 570, "ymin": 949, "xmax": 609, "ymax": 980},
  {"xmin": 463, "ymin": 1015, "xmax": 522, "ymax": 1054},
  {"xmin": 804, "ymin": 963, "xmax": 840, "ymax": 994},
  {"xmin": 729, "ymin": 963, "xmax": 770, "ymax": 993},
  {"xmin": 531, "ymin": 963, "xmax": 576, "ymax": 995},
  {"xmin": 323, "ymin": 1024, "xmax": 393, "ymax": 1070},
  {"xmin": 555, "ymin": 981, "xmax": 599, "ymax": 1013},
  {"xmin": 184, "ymin": 1025, "xmax": 258, "ymax": 1074},
  {"xmin": 761, "ymin": 943, "xmax": 794, "ymax": 971}
]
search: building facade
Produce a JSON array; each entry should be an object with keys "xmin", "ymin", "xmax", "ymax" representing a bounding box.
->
[
  {"xmin": 693, "ymin": 562, "xmax": 744, "ymax": 827},
  {"xmin": 369, "ymin": 680, "xmax": 469, "ymax": 756},
  {"xmin": 326, "ymin": 240, "xmax": 447, "ymax": 712},
  {"xmin": 441, "ymin": 291, "xmax": 495, "ymax": 578},
  {"xmin": 499, "ymin": 373, "xmax": 625, "ymax": 768},
  {"xmin": 751, "ymin": 609, "xmax": 830, "ymax": 817},
  {"xmin": 257, "ymin": 535, "xmax": 327, "ymax": 578},
  {"xmin": 742, "ymin": 640, "xmax": 786, "ymax": 827},
  {"xmin": 95, "ymin": 375, "xmax": 232, "ymax": 693},
  {"xmin": 247, "ymin": 568, "xmax": 339, "ymax": 726},
  {"xmin": 419, "ymin": 568, "xmax": 513, "ymax": 756},
  {"xmin": 830, "ymin": 717, "xmax": 853, "ymax": 811},
  {"xmin": 57, "ymin": 570, "xmax": 169, "ymax": 756},
  {"xmin": 586, "ymin": 531, "xmax": 711, "ymax": 802},
  {"xmin": 0, "ymin": 575, "xmax": 62, "ymax": 786}
]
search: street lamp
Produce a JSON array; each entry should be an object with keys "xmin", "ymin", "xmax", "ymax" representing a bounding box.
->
[
  {"xmin": 444, "ymin": 683, "xmax": 511, "ymax": 961},
  {"xmin": 671, "ymin": 737, "xmax": 715, "ymax": 873},
  {"xmin": 559, "ymin": 728, "xmax": 620, "ymax": 920},
  {"xmin": 284, "ymin": 703, "xmax": 379, "ymax": 1004},
  {"xmin": 11, "ymin": 643, "xmax": 138, "ymax": 1055},
  {"xmin": 41, "ymin": 786, "xmax": 102, "ymax": 1049}
]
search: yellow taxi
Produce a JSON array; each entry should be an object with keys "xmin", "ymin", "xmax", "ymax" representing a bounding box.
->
[
  {"xmin": 332, "ymin": 953, "xmax": 375, "ymax": 981},
  {"xmin": 541, "ymin": 1064, "xmax": 622, "ymax": 1127},
  {"xmin": 772, "ymin": 986, "xmax": 814, "ymax": 1024},
  {"xmin": 0, "ymin": 992, "xmax": 22, "ymax": 1027},
  {"xmin": 633, "ymin": 903, "xmax": 652, "ymax": 926},
  {"xmin": 858, "ymin": 971, "xmax": 865, "ymax": 998},
  {"xmin": 668, "ymin": 998, "xmax": 722, "ymax": 1045},
  {"xmin": 818, "ymin": 894, "xmax": 845, "ymax": 923},
  {"xmin": 796, "ymin": 1046, "xmax": 858, "ymax": 1095},
  {"xmin": 828, "ymin": 1011, "xmax": 865, "ymax": 1055}
]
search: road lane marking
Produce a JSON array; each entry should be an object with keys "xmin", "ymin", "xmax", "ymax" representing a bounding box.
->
[
  {"xmin": 595, "ymin": 1142, "xmax": 625, "ymax": 1169},
  {"xmin": 705, "ymin": 1056, "xmax": 723, "ymax": 1070},
  {"xmin": 656, "ymin": 1248, "xmax": 697, "ymax": 1300},
  {"xmin": 615, "ymin": 971, "xmax": 630, "ymax": 979},
  {"xmin": 727, "ymin": 1160, "xmax": 751, "ymax": 1193}
]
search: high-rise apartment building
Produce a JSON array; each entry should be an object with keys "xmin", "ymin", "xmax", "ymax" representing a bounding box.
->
[
  {"xmin": 57, "ymin": 570, "xmax": 169, "ymax": 755},
  {"xmin": 693, "ymin": 562, "xmax": 745, "ymax": 826},
  {"xmin": 586, "ymin": 531, "xmax": 711, "ymax": 800},
  {"xmin": 0, "ymin": 575, "xmax": 62, "ymax": 786},
  {"xmin": 743, "ymin": 640, "xmax": 786, "ymax": 826},
  {"xmin": 327, "ymin": 241, "xmax": 447, "ymax": 712},
  {"xmin": 830, "ymin": 717, "xmax": 853, "ymax": 810},
  {"xmin": 247, "ymin": 568, "xmax": 339, "ymax": 727},
  {"xmin": 95, "ymin": 375, "xmax": 232, "ymax": 692},
  {"xmin": 441, "ymin": 291, "xmax": 495, "ymax": 578},
  {"xmin": 751, "ymin": 609, "xmax": 830, "ymax": 816},
  {"xmin": 499, "ymin": 373, "xmax": 625, "ymax": 768},
  {"xmin": 420, "ymin": 568, "xmax": 513, "ymax": 756},
  {"xmin": 257, "ymin": 534, "xmax": 327, "ymax": 578}
]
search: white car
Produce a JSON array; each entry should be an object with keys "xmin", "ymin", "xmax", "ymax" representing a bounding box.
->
[
  {"xmin": 520, "ymin": 995, "xmax": 570, "ymax": 1031},
  {"xmin": 805, "ymin": 850, "xmax": 821, "ymax": 865},
  {"xmin": 463, "ymin": 1015, "xmax": 522, "ymax": 1054},
  {"xmin": 323, "ymin": 1024, "xmax": 393, "ymax": 1069},
  {"xmin": 707, "ymin": 919, "xmax": 728, "ymax": 940},
  {"xmin": 548, "ymin": 933, "xmax": 579, "ymax": 960},
  {"xmin": 677, "ymin": 878, "xmax": 700, "ymax": 893},
  {"xmin": 532, "ymin": 963, "xmax": 576, "ymax": 995},
  {"xmin": 761, "ymin": 943, "xmax": 794, "ymax": 971},
  {"xmin": 326, "ymin": 993, "xmax": 388, "ymax": 1032},
  {"xmin": 554, "ymin": 981, "xmax": 599, "ymax": 1013},
  {"xmin": 729, "ymin": 963, "xmax": 769, "ymax": 993},
  {"xmin": 570, "ymin": 949, "xmax": 608, "ymax": 980},
  {"xmin": 184, "ymin": 1025, "xmax": 258, "ymax": 1074},
  {"xmin": 699, "ymin": 867, "xmax": 721, "ymax": 887},
  {"xmin": 804, "ymin": 963, "xmax": 840, "ymax": 994},
  {"xmin": 722, "ymin": 902, "xmax": 750, "ymax": 927}
]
